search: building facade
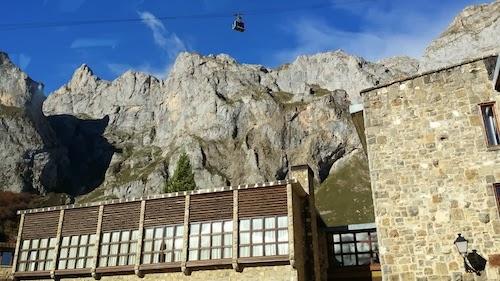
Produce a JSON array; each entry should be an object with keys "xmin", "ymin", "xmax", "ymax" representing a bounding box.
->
[
  {"xmin": 362, "ymin": 56, "xmax": 500, "ymax": 280},
  {"xmin": 10, "ymin": 166, "xmax": 327, "ymax": 281}
]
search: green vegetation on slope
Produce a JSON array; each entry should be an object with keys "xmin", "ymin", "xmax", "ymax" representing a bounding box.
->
[
  {"xmin": 315, "ymin": 149, "xmax": 374, "ymax": 227},
  {"xmin": 165, "ymin": 151, "xmax": 196, "ymax": 193}
]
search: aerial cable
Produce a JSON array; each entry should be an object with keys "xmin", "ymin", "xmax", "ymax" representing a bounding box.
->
[{"xmin": 0, "ymin": 0, "xmax": 368, "ymax": 31}]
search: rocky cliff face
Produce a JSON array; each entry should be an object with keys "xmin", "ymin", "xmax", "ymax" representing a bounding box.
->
[
  {"xmin": 420, "ymin": 0, "xmax": 500, "ymax": 72},
  {"xmin": 0, "ymin": 53, "xmax": 67, "ymax": 194},
  {"xmin": 44, "ymin": 51, "xmax": 397, "ymax": 202}
]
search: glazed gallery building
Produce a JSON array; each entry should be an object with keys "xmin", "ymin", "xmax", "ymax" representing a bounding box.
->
[{"xmin": 10, "ymin": 166, "xmax": 326, "ymax": 281}]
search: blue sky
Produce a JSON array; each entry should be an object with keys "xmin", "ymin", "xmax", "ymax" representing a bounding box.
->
[{"xmin": 0, "ymin": 0, "xmax": 487, "ymax": 94}]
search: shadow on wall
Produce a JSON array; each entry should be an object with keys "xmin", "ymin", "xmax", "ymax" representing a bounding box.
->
[{"xmin": 47, "ymin": 115, "xmax": 117, "ymax": 196}]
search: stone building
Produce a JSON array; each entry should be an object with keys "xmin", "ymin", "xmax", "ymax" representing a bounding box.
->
[
  {"xmin": 9, "ymin": 166, "xmax": 332, "ymax": 281},
  {"xmin": 360, "ymin": 55, "xmax": 500, "ymax": 280}
]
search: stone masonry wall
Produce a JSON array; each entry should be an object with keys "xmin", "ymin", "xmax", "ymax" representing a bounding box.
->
[
  {"xmin": 363, "ymin": 57, "xmax": 500, "ymax": 281},
  {"xmin": 54, "ymin": 265, "xmax": 297, "ymax": 281},
  {"xmin": 0, "ymin": 267, "xmax": 11, "ymax": 281}
]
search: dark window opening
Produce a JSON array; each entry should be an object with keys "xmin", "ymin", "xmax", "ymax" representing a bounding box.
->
[
  {"xmin": 480, "ymin": 103, "xmax": 500, "ymax": 146},
  {"xmin": 1, "ymin": 251, "xmax": 13, "ymax": 266},
  {"xmin": 331, "ymin": 229, "xmax": 378, "ymax": 267},
  {"xmin": 495, "ymin": 184, "xmax": 500, "ymax": 215}
]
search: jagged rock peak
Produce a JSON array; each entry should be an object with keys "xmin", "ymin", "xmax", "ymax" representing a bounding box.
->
[
  {"xmin": 377, "ymin": 56, "xmax": 420, "ymax": 77},
  {"xmin": 420, "ymin": 0, "xmax": 500, "ymax": 72}
]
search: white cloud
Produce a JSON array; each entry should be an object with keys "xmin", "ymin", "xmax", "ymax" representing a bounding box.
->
[
  {"xmin": 138, "ymin": 11, "xmax": 187, "ymax": 59},
  {"xmin": 274, "ymin": 0, "xmax": 465, "ymax": 64},
  {"xmin": 10, "ymin": 53, "xmax": 32, "ymax": 70},
  {"xmin": 70, "ymin": 38, "xmax": 118, "ymax": 49},
  {"xmin": 108, "ymin": 11, "xmax": 188, "ymax": 78}
]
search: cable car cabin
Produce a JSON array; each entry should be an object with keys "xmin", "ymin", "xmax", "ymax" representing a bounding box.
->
[{"xmin": 232, "ymin": 15, "xmax": 245, "ymax": 32}]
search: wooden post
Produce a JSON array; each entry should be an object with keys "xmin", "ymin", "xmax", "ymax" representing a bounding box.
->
[
  {"xmin": 181, "ymin": 195, "xmax": 190, "ymax": 275},
  {"xmin": 50, "ymin": 209, "xmax": 65, "ymax": 279},
  {"xmin": 232, "ymin": 190, "xmax": 240, "ymax": 271},
  {"xmin": 11, "ymin": 213, "xmax": 25, "ymax": 274},
  {"xmin": 91, "ymin": 205, "xmax": 104, "ymax": 280},
  {"xmin": 134, "ymin": 200, "xmax": 146, "ymax": 277},
  {"xmin": 286, "ymin": 184, "xmax": 296, "ymax": 268}
]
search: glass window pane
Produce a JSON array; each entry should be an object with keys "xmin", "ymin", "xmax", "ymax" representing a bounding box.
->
[
  {"xmin": 342, "ymin": 243, "xmax": 355, "ymax": 254},
  {"xmin": 333, "ymin": 234, "xmax": 340, "ymax": 243},
  {"xmin": 224, "ymin": 234, "xmax": 232, "ymax": 246},
  {"xmin": 201, "ymin": 236, "xmax": 210, "ymax": 247},
  {"xmin": 224, "ymin": 221, "xmax": 233, "ymax": 232},
  {"xmin": 240, "ymin": 233, "xmax": 250, "ymax": 244},
  {"xmin": 102, "ymin": 233, "xmax": 110, "ymax": 243},
  {"xmin": 341, "ymin": 233, "xmax": 354, "ymax": 242},
  {"xmin": 111, "ymin": 232, "xmax": 120, "ymax": 242},
  {"xmin": 100, "ymin": 245, "xmax": 109, "ymax": 255},
  {"xmin": 131, "ymin": 230, "xmax": 139, "ymax": 241},
  {"xmin": 40, "ymin": 238, "xmax": 48, "ymax": 248},
  {"xmin": 223, "ymin": 247, "xmax": 232, "ymax": 258},
  {"xmin": 200, "ymin": 249, "xmax": 210, "ymax": 260},
  {"xmin": 61, "ymin": 237, "xmax": 70, "ymax": 247},
  {"xmin": 144, "ymin": 241, "xmax": 153, "ymax": 252},
  {"xmin": 70, "ymin": 236, "xmax": 79, "ymax": 246},
  {"xmin": 357, "ymin": 242, "xmax": 370, "ymax": 252},
  {"xmin": 164, "ymin": 252, "xmax": 172, "ymax": 263},
  {"xmin": 252, "ymin": 218, "xmax": 263, "ymax": 230},
  {"xmin": 59, "ymin": 259, "xmax": 67, "ymax": 269},
  {"xmin": 165, "ymin": 239, "xmax": 173, "ymax": 250},
  {"xmin": 264, "ymin": 217, "xmax": 275, "ymax": 229},
  {"xmin": 239, "ymin": 246, "xmax": 250, "ymax": 257},
  {"xmin": 252, "ymin": 231, "xmax": 263, "ymax": 244},
  {"xmin": 76, "ymin": 258, "xmax": 85, "ymax": 269},
  {"xmin": 143, "ymin": 254, "xmax": 151, "ymax": 264},
  {"xmin": 80, "ymin": 235, "xmax": 89, "ymax": 245},
  {"xmin": 201, "ymin": 223, "xmax": 211, "ymax": 234},
  {"xmin": 212, "ymin": 235, "xmax": 222, "ymax": 247},
  {"xmin": 190, "ymin": 224, "xmax": 200, "ymax": 235},
  {"xmin": 120, "ymin": 231, "xmax": 129, "ymax": 242},
  {"xmin": 119, "ymin": 244, "xmax": 129, "ymax": 254},
  {"xmin": 31, "ymin": 239, "xmax": 39, "ymax": 248},
  {"xmin": 69, "ymin": 247, "xmax": 77, "ymax": 258},
  {"xmin": 145, "ymin": 228, "xmax": 154, "ymax": 239},
  {"xmin": 110, "ymin": 244, "xmax": 119, "ymax": 255},
  {"xmin": 265, "ymin": 244, "xmax": 276, "ymax": 256},
  {"xmin": 356, "ymin": 232, "xmax": 369, "ymax": 241},
  {"xmin": 88, "ymin": 246, "xmax": 96, "ymax": 257},
  {"xmin": 47, "ymin": 249, "xmax": 55, "ymax": 260},
  {"xmin": 265, "ymin": 231, "xmax": 276, "ymax": 243},
  {"xmin": 174, "ymin": 238, "xmax": 183, "ymax": 250},
  {"xmin": 118, "ymin": 255, "xmax": 127, "ymax": 266},
  {"xmin": 22, "ymin": 240, "xmax": 30, "ymax": 250},
  {"xmin": 189, "ymin": 250, "xmax": 198, "ymax": 261},
  {"xmin": 155, "ymin": 228, "xmax": 165, "ymax": 239},
  {"xmin": 174, "ymin": 250, "xmax": 182, "ymax": 262},
  {"xmin": 277, "ymin": 216, "xmax": 288, "ymax": 228},
  {"xmin": 211, "ymin": 248, "xmax": 221, "ymax": 259},
  {"xmin": 108, "ymin": 256, "xmax": 117, "ymax": 266},
  {"xmin": 212, "ymin": 222, "xmax": 222, "ymax": 233},
  {"xmin": 38, "ymin": 250, "xmax": 47, "ymax": 260},
  {"xmin": 49, "ymin": 238, "xmax": 57, "ymax": 247},
  {"xmin": 278, "ymin": 230, "xmax": 288, "ymax": 242},
  {"xmin": 358, "ymin": 254, "xmax": 371, "ymax": 265},
  {"xmin": 78, "ymin": 247, "xmax": 86, "ymax": 257},
  {"xmin": 278, "ymin": 243, "xmax": 289, "ymax": 255},
  {"xmin": 154, "ymin": 240, "xmax": 162, "ymax": 251},
  {"xmin": 129, "ymin": 255, "xmax": 135, "ymax": 264},
  {"xmin": 20, "ymin": 251, "xmax": 28, "ymax": 261},
  {"xmin": 343, "ymin": 254, "xmax": 356, "ymax": 266},
  {"xmin": 175, "ymin": 226, "xmax": 184, "ymax": 237},
  {"xmin": 99, "ymin": 257, "xmax": 107, "ymax": 267},
  {"xmin": 86, "ymin": 258, "xmax": 93, "ymax": 267},
  {"xmin": 240, "ymin": 220, "xmax": 250, "ymax": 231},
  {"xmin": 129, "ymin": 242, "xmax": 137, "ymax": 254},
  {"xmin": 89, "ymin": 234, "xmax": 97, "ymax": 244},
  {"xmin": 334, "ymin": 244, "xmax": 341, "ymax": 254},
  {"xmin": 67, "ymin": 259, "xmax": 75, "ymax": 269},
  {"xmin": 189, "ymin": 237, "xmax": 199, "ymax": 249},
  {"xmin": 60, "ymin": 248, "xmax": 68, "ymax": 259},
  {"xmin": 252, "ymin": 245, "xmax": 263, "ymax": 256}
]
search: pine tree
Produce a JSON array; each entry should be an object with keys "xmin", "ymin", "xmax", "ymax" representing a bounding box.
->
[{"xmin": 165, "ymin": 152, "xmax": 196, "ymax": 193}]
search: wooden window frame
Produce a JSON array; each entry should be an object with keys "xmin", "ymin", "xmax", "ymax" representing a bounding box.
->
[
  {"xmin": 57, "ymin": 234, "xmax": 96, "ymax": 270},
  {"xmin": 98, "ymin": 230, "xmax": 138, "ymax": 267},
  {"xmin": 188, "ymin": 220, "xmax": 232, "ymax": 261},
  {"xmin": 238, "ymin": 216, "xmax": 289, "ymax": 258},
  {"xmin": 331, "ymin": 228, "xmax": 378, "ymax": 267},
  {"xmin": 479, "ymin": 102, "xmax": 500, "ymax": 149},
  {"xmin": 142, "ymin": 224, "xmax": 184, "ymax": 264},
  {"xmin": 17, "ymin": 238, "xmax": 56, "ymax": 272}
]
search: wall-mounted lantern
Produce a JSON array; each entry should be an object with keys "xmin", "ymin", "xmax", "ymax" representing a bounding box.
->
[{"xmin": 453, "ymin": 234, "xmax": 487, "ymax": 276}]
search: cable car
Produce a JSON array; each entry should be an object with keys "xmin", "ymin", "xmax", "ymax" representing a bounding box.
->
[{"xmin": 232, "ymin": 14, "xmax": 245, "ymax": 32}]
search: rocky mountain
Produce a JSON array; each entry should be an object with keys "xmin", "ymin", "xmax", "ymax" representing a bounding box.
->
[
  {"xmin": 0, "ymin": 53, "xmax": 68, "ymax": 195},
  {"xmin": 420, "ymin": 0, "xmax": 500, "ymax": 72},
  {"xmin": 43, "ymin": 51, "xmax": 402, "ymax": 207}
]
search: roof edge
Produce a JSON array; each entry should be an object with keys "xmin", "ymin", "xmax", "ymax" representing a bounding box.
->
[
  {"xmin": 17, "ymin": 179, "xmax": 298, "ymax": 215},
  {"xmin": 361, "ymin": 54, "xmax": 499, "ymax": 94}
]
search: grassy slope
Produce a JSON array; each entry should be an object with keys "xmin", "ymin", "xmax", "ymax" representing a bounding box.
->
[{"xmin": 315, "ymin": 149, "xmax": 374, "ymax": 227}]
